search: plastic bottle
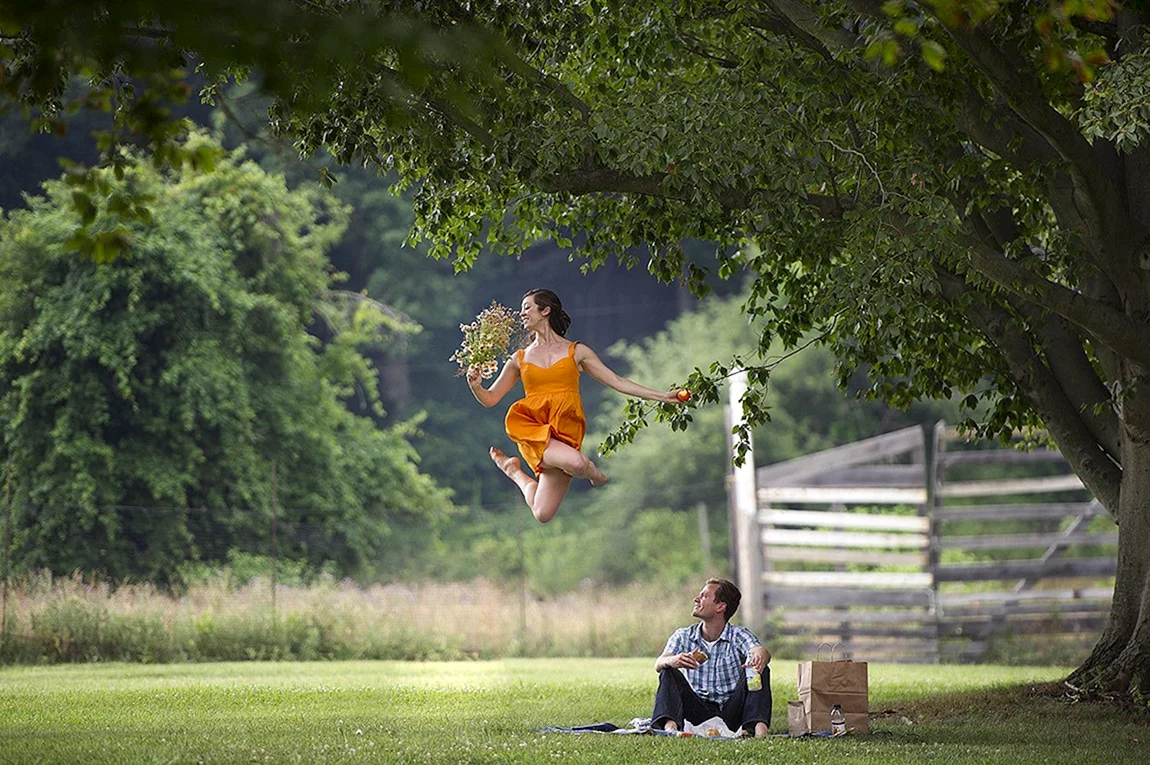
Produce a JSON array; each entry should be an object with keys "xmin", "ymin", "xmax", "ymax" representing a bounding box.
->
[
  {"xmin": 830, "ymin": 703, "xmax": 846, "ymax": 736},
  {"xmin": 745, "ymin": 666, "xmax": 762, "ymax": 692}
]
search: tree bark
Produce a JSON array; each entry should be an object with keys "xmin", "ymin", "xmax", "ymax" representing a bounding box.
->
[{"xmin": 1068, "ymin": 372, "xmax": 1150, "ymax": 695}]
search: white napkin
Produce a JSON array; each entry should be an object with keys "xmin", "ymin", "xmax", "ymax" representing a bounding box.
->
[{"xmin": 683, "ymin": 715, "xmax": 741, "ymax": 738}]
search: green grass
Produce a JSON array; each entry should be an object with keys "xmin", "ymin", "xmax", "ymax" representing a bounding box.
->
[{"xmin": 1, "ymin": 660, "xmax": 1145, "ymax": 763}]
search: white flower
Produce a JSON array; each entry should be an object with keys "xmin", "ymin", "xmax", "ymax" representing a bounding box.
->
[{"xmin": 450, "ymin": 301, "xmax": 522, "ymax": 378}]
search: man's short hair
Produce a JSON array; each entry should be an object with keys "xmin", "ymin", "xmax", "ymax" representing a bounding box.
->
[{"xmin": 706, "ymin": 577, "xmax": 741, "ymax": 621}]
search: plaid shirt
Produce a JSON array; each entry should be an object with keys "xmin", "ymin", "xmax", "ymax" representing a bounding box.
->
[{"xmin": 662, "ymin": 622, "xmax": 761, "ymax": 705}]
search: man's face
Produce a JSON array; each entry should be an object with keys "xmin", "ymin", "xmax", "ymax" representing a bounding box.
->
[{"xmin": 691, "ymin": 583, "xmax": 725, "ymax": 620}]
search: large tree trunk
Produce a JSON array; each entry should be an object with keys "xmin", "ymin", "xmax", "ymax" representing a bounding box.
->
[{"xmin": 1068, "ymin": 372, "xmax": 1150, "ymax": 695}]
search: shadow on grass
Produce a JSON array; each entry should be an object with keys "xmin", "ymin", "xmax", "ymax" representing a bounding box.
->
[{"xmin": 863, "ymin": 680, "xmax": 1149, "ymax": 749}]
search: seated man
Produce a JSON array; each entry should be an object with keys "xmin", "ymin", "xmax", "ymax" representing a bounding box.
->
[{"xmin": 652, "ymin": 577, "xmax": 771, "ymax": 737}]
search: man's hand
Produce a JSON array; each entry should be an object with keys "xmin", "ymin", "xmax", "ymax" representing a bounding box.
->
[
  {"xmin": 742, "ymin": 645, "xmax": 771, "ymax": 673},
  {"xmin": 656, "ymin": 652, "xmax": 701, "ymax": 671}
]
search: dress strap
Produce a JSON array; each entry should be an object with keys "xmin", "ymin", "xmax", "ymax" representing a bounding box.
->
[
  {"xmin": 567, "ymin": 341, "xmax": 578, "ymax": 358},
  {"xmin": 517, "ymin": 348, "xmax": 524, "ymax": 364}
]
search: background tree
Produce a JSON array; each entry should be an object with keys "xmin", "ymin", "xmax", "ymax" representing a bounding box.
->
[{"xmin": 0, "ymin": 134, "xmax": 451, "ymax": 581}]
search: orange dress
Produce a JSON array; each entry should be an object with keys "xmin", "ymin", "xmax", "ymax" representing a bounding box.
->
[{"xmin": 505, "ymin": 342, "xmax": 586, "ymax": 476}]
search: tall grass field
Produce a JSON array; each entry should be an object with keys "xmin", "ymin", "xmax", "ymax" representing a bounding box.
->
[
  {"xmin": 1, "ymin": 660, "xmax": 1145, "ymax": 763},
  {"xmin": 0, "ymin": 575, "xmax": 691, "ymax": 663}
]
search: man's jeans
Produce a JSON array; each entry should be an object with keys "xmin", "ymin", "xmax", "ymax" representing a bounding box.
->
[{"xmin": 651, "ymin": 667, "xmax": 772, "ymax": 734}]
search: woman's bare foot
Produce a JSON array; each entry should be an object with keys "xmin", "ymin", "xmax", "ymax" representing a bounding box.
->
[
  {"xmin": 490, "ymin": 446, "xmax": 523, "ymax": 478},
  {"xmin": 587, "ymin": 461, "xmax": 608, "ymax": 487}
]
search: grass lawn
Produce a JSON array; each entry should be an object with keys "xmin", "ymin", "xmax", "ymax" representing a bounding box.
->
[{"xmin": 1, "ymin": 659, "xmax": 1146, "ymax": 763}]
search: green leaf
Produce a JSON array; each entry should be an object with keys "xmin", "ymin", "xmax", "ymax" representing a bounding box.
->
[
  {"xmin": 894, "ymin": 20, "xmax": 919, "ymax": 37},
  {"xmin": 922, "ymin": 41, "xmax": 948, "ymax": 71},
  {"xmin": 71, "ymin": 191, "xmax": 97, "ymax": 224}
]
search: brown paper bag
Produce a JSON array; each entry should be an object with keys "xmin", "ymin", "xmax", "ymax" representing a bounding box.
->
[
  {"xmin": 787, "ymin": 701, "xmax": 808, "ymax": 736},
  {"xmin": 797, "ymin": 646, "xmax": 868, "ymax": 734}
]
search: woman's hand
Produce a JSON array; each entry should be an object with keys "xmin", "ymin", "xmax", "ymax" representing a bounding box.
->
[
  {"xmin": 652, "ymin": 389, "xmax": 688, "ymax": 405},
  {"xmin": 467, "ymin": 358, "xmax": 520, "ymax": 407}
]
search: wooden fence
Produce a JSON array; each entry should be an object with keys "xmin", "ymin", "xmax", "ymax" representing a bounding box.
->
[
  {"xmin": 725, "ymin": 374, "xmax": 1116, "ymax": 663},
  {"xmin": 929, "ymin": 423, "xmax": 1115, "ymax": 662}
]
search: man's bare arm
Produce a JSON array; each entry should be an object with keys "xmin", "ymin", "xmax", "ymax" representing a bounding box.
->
[{"xmin": 656, "ymin": 650, "xmax": 701, "ymax": 672}]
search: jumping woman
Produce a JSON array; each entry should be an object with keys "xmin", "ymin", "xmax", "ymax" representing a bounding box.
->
[{"xmin": 467, "ymin": 288, "xmax": 684, "ymax": 523}]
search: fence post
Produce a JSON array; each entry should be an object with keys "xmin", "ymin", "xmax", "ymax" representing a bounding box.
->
[
  {"xmin": 1, "ymin": 459, "xmax": 11, "ymax": 647},
  {"xmin": 270, "ymin": 464, "xmax": 278, "ymax": 627},
  {"xmin": 726, "ymin": 370, "xmax": 763, "ymax": 631},
  {"xmin": 724, "ymin": 400, "xmax": 740, "ymax": 579},
  {"xmin": 928, "ymin": 422, "xmax": 946, "ymax": 624}
]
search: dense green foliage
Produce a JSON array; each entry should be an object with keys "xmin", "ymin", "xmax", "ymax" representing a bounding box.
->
[
  {"xmin": 5, "ymin": 660, "xmax": 1144, "ymax": 764},
  {"xmin": 0, "ymin": 135, "xmax": 451, "ymax": 581},
  {"xmin": 3, "ymin": 3, "xmax": 1142, "ymax": 495}
]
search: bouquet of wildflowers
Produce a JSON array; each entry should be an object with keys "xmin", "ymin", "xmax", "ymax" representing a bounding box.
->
[{"xmin": 450, "ymin": 301, "xmax": 523, "ymax": 378}]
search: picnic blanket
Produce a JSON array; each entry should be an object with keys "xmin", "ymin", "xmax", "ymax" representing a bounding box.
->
[
  {"xmin": 538, "ymin": 716, "xmax": 834, "ymax": 739},
  {"xmin": 538, "ymin": 717, "xmax": 744, "ymax": 739}
]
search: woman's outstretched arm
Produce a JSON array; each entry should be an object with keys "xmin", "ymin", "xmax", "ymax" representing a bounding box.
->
[
  {"xmin": 575, "ymin": 344, "xmax": 681, "ymax": 404},
  {"xmin": 467, "ymin": 356, "xmax": 521, "ymax": 407}
]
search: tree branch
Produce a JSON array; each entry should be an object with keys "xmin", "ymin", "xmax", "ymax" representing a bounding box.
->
[
  {"xmin": 444, "ymin": 4, "xmax": 591, "ymax": 122},
  {"xmin": 935, "ymin": 266, "xmax": 1122, "ymax": 515},
  {"xmin": 954, "ymin": 84, "xmax": 1060, "ymax": 172},
  {"xmin": 834, "ymin": 0, "xmax": 1134, "ymax": 283},
  {"xmin": 1070, "ymin": 17, "xmax": 1119, "ymax": 55},
  {"xmin": 534, "ymin": 158, "xmax": 852, "ymax": 220},
  {"xmin": 1081, "ymin": 270, "xmax": 1123, "ymax": 383},
  {"xmin": 1014, "ymin": 302, "xmax": 1121, "ymax": 461},
  {"xmin": 941, "ymin": 22, "xmax": 1122, "ymax": 233},
  {"xmin": 678, "ymin": 32, "xmax": 742, "ymax": 69},
  {"xmin": 370, "ymin": 65, "xmax": 497, "ymax": 150},
  {"xmin": 121, "ymin": 27, "xmax": 171, "ymax": 41},
  {"xmin": 760, "ymin": 0, "xmax": 860, "ymax": 57},
  {"xmin": 958, "ymin": 228, "xmax": 1150, "ymax": 368},
  {"xmin": 536, "ymin": 164, "xmax": 672, "ymax": 199},
  {"xmin": 421, "ymin": 92, "xmax": 495, "ymax": 150}
]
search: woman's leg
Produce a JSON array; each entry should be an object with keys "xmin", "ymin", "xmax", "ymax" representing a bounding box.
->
[
  {"xmin": 490, "ymin": 447, "xmax": 538, "ymax": 506},
  {"xmin": 529, "ymin": 469, "xmax": 573, "ymax": 523},
  {"xmin": 489, "ymin": 445, "xmax": 578, "ymax": 523},
  {"xmin": 540, "ymin": 439, "xmax": 608, "ymax": 486}
]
